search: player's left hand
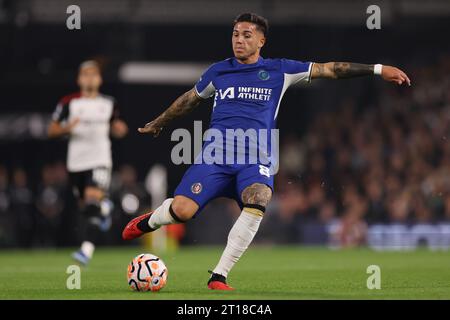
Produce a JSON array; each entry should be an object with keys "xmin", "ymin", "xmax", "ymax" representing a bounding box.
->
[
  {"xmin": 111, "ymin": 119, "xmax": 128, "ymax": 138},
  {"xmin": 381, "ymin": 65, "xmax": 411, "ymax": 86}
]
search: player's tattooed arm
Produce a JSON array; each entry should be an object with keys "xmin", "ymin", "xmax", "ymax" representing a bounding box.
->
[
  {"xmin": 311, "ymin": 62, "xmax": 411, "ymax": 85},
  {"xmin": 138, "ymin": 88, "xmax": 203, "ymax": 136},
  {"xmin": 241, "ymin": 183, "xmax": 273, "ymax": 208},
  {"xmin": 312, "ymin": 62, "xmax": 374, "ymax": 79}
]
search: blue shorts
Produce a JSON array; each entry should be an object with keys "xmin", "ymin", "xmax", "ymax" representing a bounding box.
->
[{"xmin": 174, "ymin": 163, "xmax": 274, "ymax": 215}]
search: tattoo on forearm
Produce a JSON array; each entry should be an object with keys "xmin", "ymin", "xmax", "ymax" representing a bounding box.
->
[
  {"xmin": 241, "ymin": 183, "xmax": 272, "ymax": 207},
  {"xmin": 316, "ymin": 63, "xmax": 325, "ymax": 77},
  {"xmin": 333, "ymin": 62, "xmax": 374, "ymax": 79},
  {"xmin": 155, "ymin": 89, "xmax": 201, "ymax": 126}
]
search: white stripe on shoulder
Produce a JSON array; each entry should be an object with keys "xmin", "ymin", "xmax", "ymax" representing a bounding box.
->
[
  {"xmin": 274, "ymin": 64, "xmax": 313, "ymax": 120},
  {"xmin": 307, "ymin": 62, "xmax": 313, "ymax": 83},
  {"xmin": 273, "ymin": 74, "xmax": 291, "ymax": 120},
  {"xmin": 196, "ymin": 81, "xmax": 216, "ymax": 99},
  {"xmin": 285, "ymin": 68, "xmax": 311, "ymax": 87}
]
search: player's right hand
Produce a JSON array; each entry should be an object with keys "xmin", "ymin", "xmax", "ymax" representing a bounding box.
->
[
  {"xmin": 66, "ymin": 118, "xmax": 80, "ymax": 132},
  {"xmin": 138, "ymin": 120, "xmax": 164, "ymax": 137}
]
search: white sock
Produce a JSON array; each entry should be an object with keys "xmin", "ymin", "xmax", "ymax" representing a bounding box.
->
[
  {"xmin": 80, "ymin": 241, "xmax": 95, "ymax": 259},
  {"xmin": 213, "ymin": 209, "xmax": 263, "ymax": 277},
  {"xmin": 148, "ymin": 198, "xmax": 177, "ymax": 229}
]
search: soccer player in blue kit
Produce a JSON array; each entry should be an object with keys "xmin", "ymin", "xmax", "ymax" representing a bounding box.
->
[{"xmin": 123, "ymin": 13, "xmax": 411, "ymax": 290}]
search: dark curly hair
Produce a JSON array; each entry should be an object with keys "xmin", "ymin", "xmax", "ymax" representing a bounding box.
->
[{"xmin": 233, "ymin": 13, "xmax": 269, "ymax": 37}]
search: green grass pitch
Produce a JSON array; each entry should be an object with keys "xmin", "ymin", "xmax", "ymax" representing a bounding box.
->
[{"xmin": 0, "ymin": 246, "xmax": 449, "ymax": 299}]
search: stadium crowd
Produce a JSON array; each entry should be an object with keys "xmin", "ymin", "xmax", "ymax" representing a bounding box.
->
[
  {"xmin": 264, "ymin": 56, "xmax": 450, "ymax": 246},
  {"xmin": 0, "ymin": 57, "xmax": 449, "ymax": 248}
]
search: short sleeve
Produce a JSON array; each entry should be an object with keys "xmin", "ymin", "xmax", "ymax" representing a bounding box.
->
[
  {"xmin": 52, "ymin": 100, "xmax": 69, "ymax": 122},
  {"xmin": 110, "ymin": 99, "xmax": 120, "ymax": 122},
  {"xmin": 280, "ymin": 59, "xmax": 313, "ymax": 86},
  {"xmin": 194, "ymin": 65, "xmax": 217, "ymax": 99}
]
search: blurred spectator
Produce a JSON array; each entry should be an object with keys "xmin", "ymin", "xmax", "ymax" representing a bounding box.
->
[
  {"xmin": 259, "ymin": 182, "xmax": 307, "ymax": 243},
  {"xmin": 111, "ymin": 164, "xmax": 151, "ymax": 215},
  {"xmin": 9, "ymin": 168, "xmax": 34, "ymax": 247},
  {"xmin": 444, "ymin": 195, "xmax": 450, "ymax": 221},
  {"xmin": 110, "ymin": 164, "xmax": 151, "ymax": 243},
  {"xmin": 335, "ymin": 212, "xmax": 368, "ymax": 248},
  {"xmin": 35, "ymin": 164, "xmax": 66, "ymax": 246},
  {"xmin": 0, "ymin": 165, "xmax": 12, "ymax": 245}
]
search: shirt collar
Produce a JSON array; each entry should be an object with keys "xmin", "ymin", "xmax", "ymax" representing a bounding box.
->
[{"xmin": 232, "ymin": 56, "xmax": 264, "ymax": 68}]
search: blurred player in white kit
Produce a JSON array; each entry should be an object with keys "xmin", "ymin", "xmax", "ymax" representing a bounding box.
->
[{"xmin": 48, "ymin": 61, "xmax": 128, "ymax": 265}]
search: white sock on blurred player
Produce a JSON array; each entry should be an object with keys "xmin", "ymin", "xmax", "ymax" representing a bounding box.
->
[
  {"xmin": 148, "ymin": 198, "xmax": 177, "ymax": 229},
  {"xmin": 80, "ymin": 241, "xmax": 95, "ymax": 259},
  {"xmin": 213, "ymin": 209, "xmax": 263, "ymax": 277}
]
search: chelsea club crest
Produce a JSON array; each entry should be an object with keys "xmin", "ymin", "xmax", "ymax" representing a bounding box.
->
[{"xmin": 258, "ymin": 70, "xmax": 270, "ymax": 80}]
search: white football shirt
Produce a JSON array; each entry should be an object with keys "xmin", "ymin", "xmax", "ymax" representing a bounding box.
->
[{"xmin": 52, "ymin": 93, "xmax": 118, "ymax": 172}]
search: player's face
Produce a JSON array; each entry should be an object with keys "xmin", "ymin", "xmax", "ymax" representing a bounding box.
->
[
  {"xmin": 77, "ymin": 66, "xmax": 102, "ymax": 93},
  {"xmin": 232, "ymin": 22, "xmax": 265, "ymax": 61}
]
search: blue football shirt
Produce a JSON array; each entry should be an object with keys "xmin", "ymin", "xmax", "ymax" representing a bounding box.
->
[{"xmin": 194, "ymin": 56, "xmax": 312, "ymax": 167}]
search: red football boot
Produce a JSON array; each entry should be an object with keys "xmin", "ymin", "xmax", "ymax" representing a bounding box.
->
[
  {"xmin": 207, "ymin": 272, "xmax": 234, "ymax": 291},
  {"xmin": 208, "ymin": 281, "xmax": 234, "ymax": 291},
  {"xmin": 122, "ymin": 211, "xmax": 155, "ymax": 240}
]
